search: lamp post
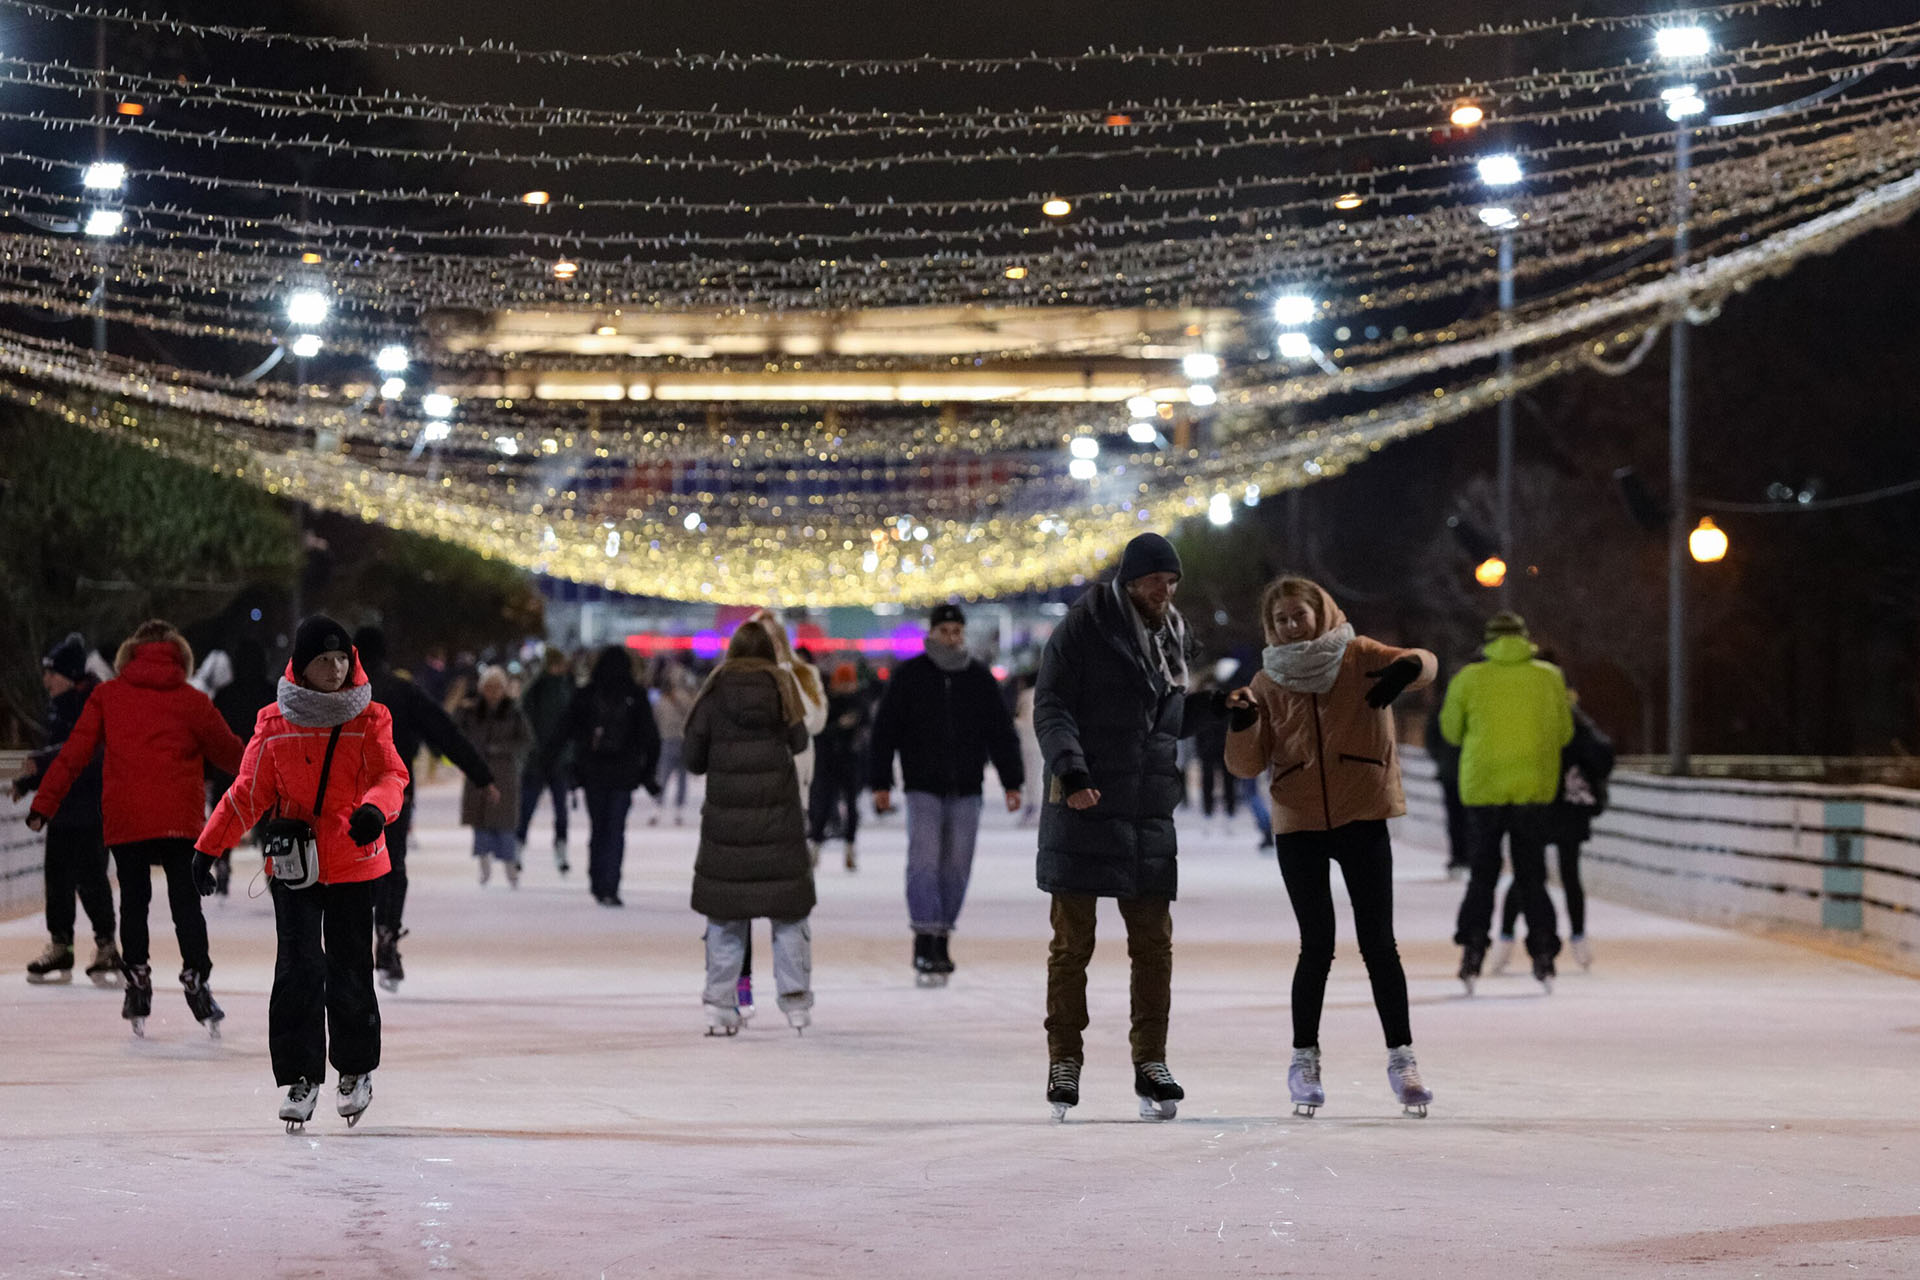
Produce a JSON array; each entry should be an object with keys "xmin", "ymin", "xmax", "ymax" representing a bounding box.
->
[
  {"xmin": 1657, "ymin": 26, "xmax": 1712, "ymax": 774},
  {"xmin": 1477, "ymin": 154, "xmax": 1524, "ymax": 607}
]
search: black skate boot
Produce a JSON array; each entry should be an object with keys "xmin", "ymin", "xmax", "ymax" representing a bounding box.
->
[
  {"xmin": 931, "ymin": 934, "xmax": 955, "ymax": 978},
  {"xmin": 122, "ymin": 963, "xmax": 153, "ymax": 1036},
  {"xmin": 1134, "ymin": 1061, "xmax": 1184, "ymax": 1121},
  {"xmin": 1459, "ymin": 944, "xmax": 1486, "ymax": 996},
  {"xmin": 25, "ymin": 939, "xmax": 74, "ymax": 984},
  {"xmin": 181, "ymin": 968, "xmax": 225, "ymax": 1038},
  {"xmin": 1531, "ymin": 951, "xmax": 1556, "ymax": 994},
  {"xmin": 913, "ymin": 933, "xmax": 944, "ymax": 987},
  {"xmin": 1047, "ymin": 1059, "xmax": 1081, "ymax": 1122},
  {"xmin": 375, "ymin": 927, "xmax": 407, "ymax": 992},
  {"xmin": 85, "ymin": 938, "xmax": 123, "ymax": 988}
]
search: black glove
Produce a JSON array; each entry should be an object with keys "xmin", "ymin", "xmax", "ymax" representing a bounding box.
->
[
  {"xmin": 348, "ymin": 803, "xmax": 387, "ymax": 847},
  {"xmin": 191, "ymin": 851, "xmax": 220, "ymax": 897},
  {"xmin": 1363, "ymin": 656, "xmax": 1423, "ymax": 709}
]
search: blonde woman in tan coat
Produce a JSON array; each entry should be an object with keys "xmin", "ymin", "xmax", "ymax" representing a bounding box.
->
[{"xmin": 1225, "ymin": 576, "xmax": 1437, "ymax": 1118}]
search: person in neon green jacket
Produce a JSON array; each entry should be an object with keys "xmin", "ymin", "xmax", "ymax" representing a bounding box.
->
[{"xmin": 1439, "ymin": 612, "xmax": 1573, "ymax": 991}]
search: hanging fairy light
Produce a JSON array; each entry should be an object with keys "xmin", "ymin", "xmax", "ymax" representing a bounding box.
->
[
  {"xmin": 1449, "ymin": 103, "xmax": 1486, "ymax": 129},
  {"xmin": 1040, "ymin": 197, "xmax": 1072, "ymax": 218}
]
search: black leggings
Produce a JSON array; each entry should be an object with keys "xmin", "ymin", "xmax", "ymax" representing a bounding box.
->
[
  {"xmin": 111, "ymin": 837, "xmax": 210, "ymax": 975},
  {"xmin": 373, "ymin": 794, "xmax": 413, "ymax": 935},
  {"xmin": 1275, "ymin": 820, "xmax": 1412, "ymax": 1049},
  {"xmin": 1501, "ymin": 841, "xmax": 1586, "ymax": 938}
]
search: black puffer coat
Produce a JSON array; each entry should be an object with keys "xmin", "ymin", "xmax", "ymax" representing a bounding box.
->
[
  {"xmin": 1034, "ymin": 581, "xmax": 1218, "ymax": 900},
  {"xmin": 686, "ymin": 667, "xmax": 815, "ymax": 921}
]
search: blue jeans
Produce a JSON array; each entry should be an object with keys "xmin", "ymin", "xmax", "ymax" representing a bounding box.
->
[
  {"xmin": 1239, "ymin": 774, "xmax": 1272, "ymax": 837},
  {"xmin": 582, "ymin": 785, "xmax": 633, "ymax": 900},
  {"xmin": 472, "ymin": 828, "xmax": 517, "ymax": 862},
  {"xmin": 904, "ymin": 792, "xmax": 983, "ymax": 935}
]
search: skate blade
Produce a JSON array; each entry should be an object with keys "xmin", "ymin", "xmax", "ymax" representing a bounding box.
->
[
  {"xmin": 704, "ymin": 1024, "xmax": 740, "ymax": 1037},
  {"xmin": 1402, "ymin": 1104, "xmax": 1429, "ymax": 1119},
  {"xmin": 205, "ymin": 1021, "xmax": 222, "ymax": 1040},
  {"xmin": 129, "ymin": 1018, "xmax": 146, "ymax": 1037},
  {"xmin": 1137, "ymin": 1098, "xmax": 1177, "ymax": 1121},
  {"xmin": 377, "ymin": 975, "xmax": 400, "ymax": 992},
  {"xmin": 1537, "ymin": 978, "xmax": 1554, "ymax": 994},
  {"xmin": 284, "ymin": 1120, "xmax": 305, "ymax": 1134},
  {"xmin": 89, "ymin": 970, "xmax": 123, "ymax": 989},
  {"xmin": 26, "ymin": 971, "xmax": 74, "ymax": 985},
  {"xmin": 1293, "ymin": 1102, "xmax": 1319, "ymax": 1118},
  {"xmin": 1049, "ymin": 1103, "xmax": 1073, "ymax": 1123},
  {"xmin": 1460, "ymin": 977, "xmax": 1476, "ymax": 996},
  {"xmin": 344, "ymin": 1111, "xmax": 365, "ymax": 1128}
]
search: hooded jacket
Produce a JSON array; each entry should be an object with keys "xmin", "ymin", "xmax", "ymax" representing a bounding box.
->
[
  {"xmin": 195, "ymin": 651, "xmax": 409, "ymax": 884},
  {"xmin": 1439, "ymin": 634, "xmax": 1574, "ymax": 806},
  {"xmin": 686, "ymin": 666, "xmax": 815, "ymax": 921},
  {"xmin": 23, "ymin": 675, "xmax": 104, "ymax": 829},
  {"xmin": 1225, "ymin": 591, "xmax": 1437, "ymax": 834},
  {"xmin": 31, "ymin": 637, "xmax": 245, "ymax": 846},
  {"xmin": 1033, "ymin": 580, "xmax": 1218, "ymax": 900},
  {"xmin": 455, "ymin": 694, "xmax": 534, "ymax": 829}
]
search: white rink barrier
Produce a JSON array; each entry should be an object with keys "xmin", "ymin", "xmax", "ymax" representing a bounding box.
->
[
  {"xmin": 1396, "ymin": 748, "xmax": 1920, "ymax": 960},
  {"xmin": 1, "ymin": 752, "xmax": 41, "ymax": 920}
]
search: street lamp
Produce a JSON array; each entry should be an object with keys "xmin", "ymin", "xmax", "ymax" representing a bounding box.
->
[
  {"xmin": 286, "ymin": 290, "xmax": 330, "ymax": 328},
  {"xmin": 1474, "ymin": 556, "xmax": 1508, "ymax": 589},
  {"xmin": 289, "ymin": 333, "xmax": 323, "ymax": 359},
  {"xmin": 1688, "ymin": 517, "xmax": 1728, "ymax": 563},
  {"xmin": 1476, "ymin": 153, "xmax": 1524, "ymax": 188},
  {"xmin": 1182, "ymin": 352, "xmax": 1221, "ymax": 381},
  {"xmin": 1276, "ymin": 330, "xmax": 1313, "ymax": 360},
  {"xmin": 375, "ymin": 344, "xmax": 410, "ymax": 375},
  {"xmin": 1271, "ymin": 293, "xmax": 1316, "ymax": 327},
  {"xmin": 1479, "ymin": 154, "xmax": 1524, "ymax": 606},
  {"xmin": 1658, "ymin": 24, "xmax": 1713, "ymax": 774},
  {"xmin": 1207, "ymin": 492, "xmax": 1233, "ymax": 527},
  {"xmin": 82, "ymin": 208, "xmax": 122, "ymax": 237},
  {"xmin": 81, "ymin": 161, "xmax": 126, "ymax": 191}
]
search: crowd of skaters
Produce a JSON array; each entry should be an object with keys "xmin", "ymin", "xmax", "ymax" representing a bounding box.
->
[{"xmin": 13, "ymin": 530, "xmax": 1613, "ymax": 1126}]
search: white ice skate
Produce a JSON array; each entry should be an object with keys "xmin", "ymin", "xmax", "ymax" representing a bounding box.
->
[
  {"xmin": 1571, "ymin": 936, "xmax": 1593, "ymax": 970},
  {"xmin": 280, "ymin": 1078, "xmax": 318, "ymax": 1132},
  {"xmin": 1288, "ymin": 1046, "xmax": 1325, "ymax": 1118},
  {"xmin": 553, "ymin": 839, "xmax": 570, "ymax": 875},
  {"xmin": 1490, "ymin": 936, "xmax": 1515, "ymax": 975},
  {"xmin": 785, "ymin": 1006, "xmax": 811, "ymax": 1035},
  {"xmin": 1387, "ymin": 1046, "xmax": 1432, "ymax": 1118},
  {"xmin": 506, "ymin": 858, "xmax": 522, "ymax": 889},
  {"xmin": 705, "ymin": 1003, "xmax": 742, "ymax": 1037},
  {"xmin": 336, "ymin": 1072, "xmax": 372, "ymax": 1127},
  {"xmin": 477, "ymin": 856, "xmax": 492, "ymax": 886}
]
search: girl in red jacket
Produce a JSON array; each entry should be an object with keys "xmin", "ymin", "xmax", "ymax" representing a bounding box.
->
[
  {"xmin": 195, "ymin": 616, "xmax": 408, "ymax": 1131},
  {"xmin": 28, "ymin": 620, "xmax": 244, "ymax": 1036}
]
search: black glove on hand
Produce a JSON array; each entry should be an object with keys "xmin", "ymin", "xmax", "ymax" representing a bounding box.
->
[
  {"xmin": 1363, "ymin": 656, "xmax": 1423, "ymax": 709},
  {"xmin": 348, "ymin": 803, "xmax": 387, "ymax": 847},
  {"xmin": 191, "ymin": 851, "xmax": 220, "ymax": 897}
]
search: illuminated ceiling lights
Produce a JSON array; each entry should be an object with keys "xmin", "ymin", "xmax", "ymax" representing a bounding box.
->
[
  {"xmin": 1662, "ymin": 85, "xmax": 1709, "ymax": 121},
  {"xmin": 1276, "ymin": 330, "xmax": 1314, "ymax": 359},
  {"xmin": 1654, "ymin": 25, "xmax": 1713, "ymax": 60},
  {"xmin": 1003, "ymin": 266, "xmax": 1028, "ymax": 279},
  {"xmin": 1478, "ymin": 206, "xmax": 1520, "ymax": 229},
  {"xmin": 285, "ymin": 290, "xmax": 331, "ymax": 327},
  {"xmin": 521, "ymin": 190, "xmax": 552, "ymax": 205},
  {"xmin": 82, "ymin": 208, "xmax": 123, "ymax": 237},
  {"xmin": 81, "ymin": 161, "xmax": 127, "ymax": 191},
  {"xmin": 1449, "ymin": 102, "xmax": 1485, "ymax": 129},
  {"xmin": 1333, "ymin": 192, "xmax": 1364, "ymax": 211},
  {"xmin": 1271, "ymin": 294, "xmax": 1317, "ymax": 327},
  {"xmin": 1477, "ymin": 154, "xmax": 1524, "ymax": 188},
  {"xmin": 289, "ymin": 333, "xmax": 324, "ymax": 358},
  {"xmin": 374, "ymin": 344, "xmax": 410, "ymax": 374},
  {"xmin": 1040, "ymin": 197, "xmax": 1072, "ymax": 218},
  {"xmin": 1181, "ymin": 352, "xmax": 1221, "ymax": 380},
  {"xmin": 552, "ymin": 260, "xmax": 579, "ymax": 280}
]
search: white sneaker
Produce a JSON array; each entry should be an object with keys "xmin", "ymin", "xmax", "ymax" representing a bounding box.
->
[
  {"xmin": 1489, "ymin": 936, "xmax": 1515, "ymax": 975},
  {"xmin": 1571, "ymin": 936, "xmax": 1593, "ymax": 969},
  {"xmin": 336, "ymin": 1072, "xmax": 373, "ymax": 1124}
]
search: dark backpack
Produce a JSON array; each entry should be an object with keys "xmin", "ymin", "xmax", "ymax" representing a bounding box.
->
[{"xmin": 589, "ymin": 693, "xmax": 634, "ymax": 758}]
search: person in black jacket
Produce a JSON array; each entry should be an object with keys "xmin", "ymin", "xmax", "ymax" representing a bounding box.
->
[
  {"xmin": 808, "ymin": 662, "xmax": 870, "ymax": 872},
  {"xmin": 1033, "ymin": 532, "xmax": 1221, "ymax": 1121},
  {"xmin": 204, "ymin": 638, "xmax": 277, "ymax": 896},
  {"xmin": 352, "ymin": 626, "xmax": 496, "ymax": 988},
  {"xmin": 869, "ymin": 605, "xmax": 1024, "ymax": 980},
  {"xmin": 566, "ymin": 646, "xmax": 662, "ymax": 906},
  {"xmin": 1495, "ymin": 698, "xmax": 1615, "ymax": 972},
  {"xmin": 13, "ymin": 633, "xmax": 118, "ymax": 985}
]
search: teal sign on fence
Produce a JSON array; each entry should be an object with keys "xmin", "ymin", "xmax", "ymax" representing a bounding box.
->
[{"xmin": 1821, "ymin": 801, "xmax": 1865, "ymax": 931}]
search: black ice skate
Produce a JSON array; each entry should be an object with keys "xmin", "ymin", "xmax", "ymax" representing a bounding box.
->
[
  {"xmin": 375, "ymin": 927, "xmax": 407, "ymax": 992},
  {"xmin": 1459, "ymin": 944, "xmax": 1486, "ymax": 996},
  {"xmin": 1046, "ymin": 1059, "xmax": 1081, "ymax": 1122},
  {"xmin": 1134, "ymin": 1061, "xmax": 1184, "ymax": 1121},
  {"xmin": 121, "ymin": 963, "xmax": 153, "ymax": 1036},
  {"xmin": 25, "ymin": 940, "xmax": 74, "ymax": 984},
  {"xmin": 1531, "ymin": 952, "xmax": 1556, "ymax": 994},
  {"xmin": 913, "ymin": 934, "xmax": 947, "ymax": 988},
  {"xmin": 181, "ymin": 968, "xmax": 224, "ymax": 1038},
  {"xmin": 931, "ymin": 936, "xmax": 955, "ymax": 978},
  {"xmin": 85, "ymin": 939, "xmax": 123, "ymax": 988}
]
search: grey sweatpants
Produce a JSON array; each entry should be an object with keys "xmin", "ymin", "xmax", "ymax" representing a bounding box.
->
[{"xmin": 704, "ymin": 918, "xmax": 813, "ymax": 1013}]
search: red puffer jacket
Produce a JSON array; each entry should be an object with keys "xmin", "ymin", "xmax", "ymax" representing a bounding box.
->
[
  {"xmin": 196, "ymin": 653, "xmax": 409, "ymax": 885},
  {"xmin": 31, "ymin": 640, "xmax": 245, "ymax": 846}
]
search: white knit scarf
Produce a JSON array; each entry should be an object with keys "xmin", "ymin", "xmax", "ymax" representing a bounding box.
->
[
  {"xmin": 276, "ymin": 677, "xmax": 372, "ymax": 727},
  {"xmin": 1262, "ymin": 623, "xmax": 1356, "ymax": 695}
]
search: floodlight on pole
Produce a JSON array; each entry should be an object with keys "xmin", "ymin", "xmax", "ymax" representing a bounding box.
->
[
  {"xmin": 1207, "ymin": 492, "xmax": 1233, "ymax": 527},
  {"xmin": 1654, "ymin": 26, "xmax": 1712, "ymax": 60},
  {"xmin": 1127, "ymin": 421, "xmax": 1158, "ymax": 444},
  {"xmin": 1272, "ymin": 293, "xmax": 1317, "ymax": 327},
  {"xmin": 1477, "ymin": 154, "xmax": 1524, "ymax": 187},
  {"xmin": 1187, "ymin": 383, "xmax": 1218, "ymax": 407},
  {"xmin": 421, "ymin": 393, "xmax": 456, "ymax": 420},
  {"xmin": 289, "ymin": 333, "xmax": 323, "ymax": 359},
  {"xmin": 1661, "ymin": 85, "xmax": 1708, "ymax": 121},
  {"xmin": 380, "ymin": 377, "xmax": 405, "ymax": 400},
  {"xmin": 375, "ymin": 345, "xmax": 410, "ymax": 374},
  {"xmin": 1478, "ymin": 206, "xmax": 1520, "ymax": 229},
  {"xmin": 1069, "ymin": 435, "xmax": 1100, "ymax": 460},
  {"xmin": 81, "ymin": 161, "xmax": 126, "ymax": 191},
  {"xmin": 1125, "ymin": 395, "xmax": 1158, "ymax": 419},
  {"xmin": 82, "ymin": 208, "xmax": 122, "ymax": 237},
  {"xmin": 1276, "ymin": 331, "xmax": 1314, "ymax": 360},
  {"xmin": 286, "ymin": 290, "xmax": 330, "ymax": 327}
]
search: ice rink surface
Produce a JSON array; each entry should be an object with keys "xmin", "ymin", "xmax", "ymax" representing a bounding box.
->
[{"xmin": 3, "ymin": 779, "xmax": 1917, "ymax": 1278}]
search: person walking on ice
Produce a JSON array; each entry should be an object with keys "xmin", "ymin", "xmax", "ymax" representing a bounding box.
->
[
  {"xmin": 1442, "ymin": 612, "xmax": 1574, "ymax": 994},
  {"xmin": 685, "ymin": 621, "xmax": 816, "ymax": 1036},
  {"xmin": 194, "ymin": 617, "xmax": 409, "ymax": 1130},
  {"xmin": 26, "ymin": 620, "xmax": 243, "ymax": 1037},
  {"xmin": 1034, "ymin": 532, "xmax": 1223, "ymax": 1121},
  {"xmin": 1224, "ymin": 576, "xmax": 1437, "ymax": 1117},
  {"xmin": 455, "ymin": 667, "xmax": 535, "ymax": 888},
  {"xmin": 868, "ymin": 604, "xmax": 1024, "ymax": 983}
]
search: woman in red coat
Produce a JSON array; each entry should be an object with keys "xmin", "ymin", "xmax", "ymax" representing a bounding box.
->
[
  {"xmin": 28, "ymin": 619, "xmax": 244, "ymax": 1035},
  {"xmin": 195, "ymin": 616, "xmax": 408, "ymax": 1130}
]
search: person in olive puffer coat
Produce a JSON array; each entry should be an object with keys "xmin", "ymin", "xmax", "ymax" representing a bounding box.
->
[{"xmin": 686, "ymin": 621, "xmax": 815, "ymax": 1036}]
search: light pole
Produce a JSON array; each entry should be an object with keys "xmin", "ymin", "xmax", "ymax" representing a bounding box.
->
[
  {"xmin": 1657, "ymin": 27, "xmax": 1712, "ymax": 774},
  {"xmin": 1477, "ymin": 154, "xmax": 1524, "ymax": 607}
]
